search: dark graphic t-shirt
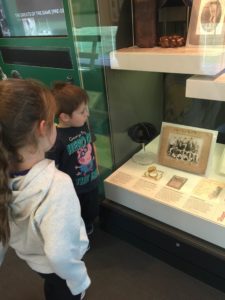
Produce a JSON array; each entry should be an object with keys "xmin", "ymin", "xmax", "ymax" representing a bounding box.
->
[{"xmin": 47, "ymin": 123, "xmax": 99, "ymax": 194}]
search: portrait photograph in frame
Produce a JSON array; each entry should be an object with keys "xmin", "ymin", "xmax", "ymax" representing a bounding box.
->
[
  {"xmin": 186, "ymin": 0, "xmax": 225, "ymax": 46},
  {"xmin": 158, "ymin": 123, "xmax": 218, "ymax": 175}
]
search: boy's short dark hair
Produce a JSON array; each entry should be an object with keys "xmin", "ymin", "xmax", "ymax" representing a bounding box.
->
[{"xmin": 52, "ymin": 81, "xmax": 88, "ymax": 117}]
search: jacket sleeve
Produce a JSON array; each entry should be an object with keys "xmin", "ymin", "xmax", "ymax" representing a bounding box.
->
[{"xmin": 38, "ymin": 173, "xmax": 90, "ymax": 295}]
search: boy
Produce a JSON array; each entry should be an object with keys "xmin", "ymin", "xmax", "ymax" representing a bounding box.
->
[{"xmin": 47, "ymin": 82, "xmax": 99, "ymax": 235}]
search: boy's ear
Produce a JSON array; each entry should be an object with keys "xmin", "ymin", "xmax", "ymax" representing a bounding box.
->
[{"xmin": 59, "ymin": 112, "xmax": 70, "ymax": 123}]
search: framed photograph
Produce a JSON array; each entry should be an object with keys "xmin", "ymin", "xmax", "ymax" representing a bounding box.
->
[
  {"xmin": 158, "ymin": 123, "xmax": 218, "ymax": 175},
  {"xmin": 186, "ymin": 0, "xmax": 225, "ymax": 46}
]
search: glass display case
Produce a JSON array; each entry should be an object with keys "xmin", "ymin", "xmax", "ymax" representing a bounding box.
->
[
  {"xmin": 69, "ymin": 0, "xmax": 225, "ymax": 184},
  {"xmin": 86, "ymin": 0, "xmax": 225, "ymax": 292}
]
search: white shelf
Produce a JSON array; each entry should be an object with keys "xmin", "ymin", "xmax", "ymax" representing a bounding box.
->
[
  {"xmin": 186, "ymin": 72, "xmax": 225, "ymax": 101},
  {"xmin": 110, "ymin": 46, "xmax": 225, "ymax": 76},
  {"xmin": 104, "ymin": 137, "xmax": 225, "ymax": 249}
]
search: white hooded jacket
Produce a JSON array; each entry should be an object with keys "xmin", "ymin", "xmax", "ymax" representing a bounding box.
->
[{"xmin": 0, "ymin": 159, "xmax": 90, "ymax": 295}]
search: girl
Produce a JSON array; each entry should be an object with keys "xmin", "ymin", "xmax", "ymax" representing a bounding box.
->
[{"xmin": 0, "ymin": 79, "xmax": 90, "ymax": 300}]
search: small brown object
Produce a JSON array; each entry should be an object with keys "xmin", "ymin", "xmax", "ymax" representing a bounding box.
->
[
  {"xmin": 159, "ymin": 35, "xmax": 185, "ymax": 48},
  {"xmin": 148, "ymin": 165, "xmax": 156, "ymax": 173},
  {"xmin": 144, "ymin": 165, "xmax": 164, "ymax": 181}
]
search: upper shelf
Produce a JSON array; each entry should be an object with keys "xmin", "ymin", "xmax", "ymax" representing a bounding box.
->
[{"xmin": 110, "ymin": 46, "xmax": 225, "ymax": 76}]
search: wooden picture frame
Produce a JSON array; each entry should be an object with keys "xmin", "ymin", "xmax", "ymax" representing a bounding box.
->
[
  {"xmin": 158, "ymin": 123, "xmax": 217, "ymax": 175},
  {"xmin": 186, "ymin": 0, "xmax": 225, "ymax": 46}
]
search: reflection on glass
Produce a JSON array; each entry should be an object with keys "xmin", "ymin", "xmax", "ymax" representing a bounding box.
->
[
  {"xmin": 164, "ymin": 73, "xmax": 225, "ymax": 145},
  {"xmin": 69, "ymin": 0, "xmax": 116, "ymax": 180}
]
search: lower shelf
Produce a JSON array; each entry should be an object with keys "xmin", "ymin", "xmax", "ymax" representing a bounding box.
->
[
  {"xmin": 186, "ymin": 72, "xmax": 225, "ymax": 101},
  {"xmin": 100, "ymin": 199, "xmax": 225, "ymax": 293}
]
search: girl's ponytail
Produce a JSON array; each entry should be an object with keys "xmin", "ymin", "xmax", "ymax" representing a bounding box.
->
[
  {"xmin": 0, "ymin": 123, "xmax": 11, "ymax": 246},
  {"xmin": 0, "ymin": 78, "xmax": 56, "ymax": 246}
]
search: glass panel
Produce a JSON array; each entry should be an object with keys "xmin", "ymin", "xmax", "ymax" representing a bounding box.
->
[
  {"xmin": 69, "ymin": 0, "xmax": 225, "ymax": 180},
  {"xmin": 0, "ymin": 0, "xmax": 67, "ymax": 37},
  {"xmin": 97, "ymin": 0, "xmax": 163, "ymax": 167},
  {"xmin": 69, "ymin": 0, "xmax": 164, "ymax": 172},
  {"xmin": 69, "ymin": 0, "xmax": 113, "ymax": 183},
  {"xmin": 163, "ymin": 73, "xmax": 225, "ymax": 143}
]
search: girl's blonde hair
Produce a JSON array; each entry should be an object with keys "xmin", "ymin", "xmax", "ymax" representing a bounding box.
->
[{"xmin": 0, "ymin": 79, "xmax": 55, "ymax": 245}]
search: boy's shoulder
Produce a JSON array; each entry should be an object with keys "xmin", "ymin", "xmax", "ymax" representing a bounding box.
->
[
  {"xmin": 56, "ymin": 123, "xmax": 90, "ymax": 135},
  {"xmin": 56, "ymin": 126, "xmax": 74, "ymax": 132},
  {"xmin": 55, "ymin": 126, "xmax": 76, "ymax": 141}
]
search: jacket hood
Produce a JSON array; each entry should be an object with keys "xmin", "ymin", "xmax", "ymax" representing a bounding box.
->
[{"xmin": 9, "ymin": 159, "xmax": 56, "ymax": 221}]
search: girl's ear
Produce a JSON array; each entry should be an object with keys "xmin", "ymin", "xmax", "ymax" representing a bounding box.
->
[{"xmin": 38, "ymin": 120, "xmax": 47, "ymax": 136}]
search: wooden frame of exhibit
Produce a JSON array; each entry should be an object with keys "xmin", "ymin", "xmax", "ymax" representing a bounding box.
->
[
  {"xmin": 186, "ymin": 0, "xmax": 225, "ymax": 46},
  {"xmin": 158, "ymin": 123, "xmax": 217, "ymax": 175}
]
